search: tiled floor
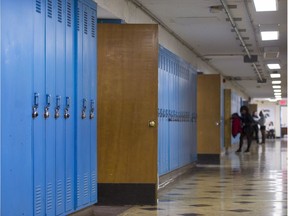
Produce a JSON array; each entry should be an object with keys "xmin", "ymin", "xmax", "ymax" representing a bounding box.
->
[{"xmin": 120, "ymin": 139, "xmax": 287, "ymax": 216}]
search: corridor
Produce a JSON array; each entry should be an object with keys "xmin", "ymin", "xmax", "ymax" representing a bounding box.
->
[{"xmin": 120, "ymin": 139, "xmax": 287, "ymax": 216}]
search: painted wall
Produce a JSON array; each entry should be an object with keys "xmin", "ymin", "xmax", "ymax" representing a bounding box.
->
[
  {"xmin": 281, "ymin": 106, "xmax": 287, "ymax": 127},
  {"xmin": 251, "ymin": 100, "xmax": 281, "ymax": 137},
  {"xmin": 93, "ymin": 0, "xmax": 249, "ymax": 99}
]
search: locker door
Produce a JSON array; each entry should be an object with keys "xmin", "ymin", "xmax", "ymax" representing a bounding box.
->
[
  {"xmin": 55, "ymin": 0, "xmax": 66, "ymax": 214},
  {"xmin": 76, "ymin": 0, "xmax": 97, "ymax": 208},
  {"xmin": 45, "ymin": 0, "xmax": 57, "ymax": 214},
  {"xmin": 1, "ymin": 0, "xmax": 34, "ymax": 215},
  {"xmin": 89, "ymin": 6, "xmax": 97, "ymax": 203},
  {"xmin": 65, "ymin": 0, "xmax": 76, "ymax": 212},
  {"xmin": 33, "ymin": 0, "xmax": 46, "ymax": 215}
]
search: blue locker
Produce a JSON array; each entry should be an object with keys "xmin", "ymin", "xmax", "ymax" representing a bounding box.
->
[
  {"xmin": 1, "ymin": 0, "xmax": 34, "ymax": 215},
  {"xmin": 89, "ymin": 6, "xmax": 97, "ymax": 204},
  {"xmin": 76, "ymin": 0, "xmax": 97, "ymax": 209},
  {"xmin": 33, "ymin": 0, "xmax": 46, "ymax": 215},
  {"xmin": 65, "ymin": 0, "xmax": 76, "ymax": 212}
]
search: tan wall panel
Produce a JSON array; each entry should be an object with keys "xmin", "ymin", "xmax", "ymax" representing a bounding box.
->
[
  {"xmin": 197, "ymin": 74, "xmax": 221, "ymax": 154},
  {"xmin": 97, "ymin": 24, "xmax": 158, "ymax": 184},
  {"xmin": 224, "ymin": 89, "xmax": 232, "ymax": 149}
]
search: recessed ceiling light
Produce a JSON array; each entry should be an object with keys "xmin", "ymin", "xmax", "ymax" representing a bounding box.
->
[
  {"xmin": 274, "ymin": 89, "xmax": 281, "ymax": 92},
  {"xmin": 261, "ymin": 31, "xmax": 279, "ymax": 41},
  {"xmin": 274, "ymin": 92, "xmax": 282, "ymax": 96},
  {"xmin": 270, "ymin": 73, "xmax": 281, "ymax": 78},
  {"xmin": 272, "ymin": 85, "xmax": 281, "ymax": 89},
  {"xmin": 267, "ymin": 63, "xmax": 281, "ymax": 69},
  {"xmin": 272, "ymin": 80, "xmax": 281, "ymax": 84},
  {"xmin": 253, "ymin": 0, "xmax": 277, "ymax": 11}
]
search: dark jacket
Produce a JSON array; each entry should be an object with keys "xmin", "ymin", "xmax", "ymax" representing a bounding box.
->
[{"xmin": 241, "ymin": 113, "xmax": 254, "ymax": 134}]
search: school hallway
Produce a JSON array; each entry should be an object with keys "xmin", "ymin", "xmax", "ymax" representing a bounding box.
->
[{"xmin": 111, "ymin": 138, "xmax": 287, "ymax": 216}]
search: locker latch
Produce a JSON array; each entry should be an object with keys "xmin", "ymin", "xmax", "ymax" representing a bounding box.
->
[
  {"xmin": 81, "ymin": 98, "xmax": 87, "ymax": 119},
  {"xmin": 89, "ymin": 100, "xmax": 95, "ymax": 119},
  {"xmin": 54, "ymin": 96, "xmax": 61, "ymax": 119},
  {"xmin": 32, "ymin": 93, "xmax": 39, "ymax": 119},
  {"xmin": 44, "ymin": 94, "xmax": 51, "ymax": 119},
  {"xmin": 64, "ymin": 97, "xmax": 71, "ymax": 119}
]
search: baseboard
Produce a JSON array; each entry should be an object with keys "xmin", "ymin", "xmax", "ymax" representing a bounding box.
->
[
  {"xmin": 158, "ymin": 163, "xmax": 196, "ymax": 190},
  {"xmin": 98, "ymin": 183, "xmax": 157, "ymax": 205},
  {"xmin": 197, "ymin": 154, "xmax": 220, "ymax": 164}
]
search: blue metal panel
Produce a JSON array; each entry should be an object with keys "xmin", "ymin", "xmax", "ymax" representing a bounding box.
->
[
  {"xmin": 158, "ymin": 45, "xmax": 198, "ymax": 176},
  {"xmin": 33, "ymin": 0, "xmax": 46, "ymax": 215},
  {"xmin": 89, "ymin": 6, "xmax": 97, "ymax": 203},
  {"xmin": 55, "ymin": 0, "xmax": 66, "ymax": 214},
  {"xmin": 0, "ymin": 0, "xmax": 2, "ymax": 212},
  {"xmin": 65, "ymin": 0, "xmax": 76, "ymax": 212},
  {"xmin": 45, "ymin": 0, "xmax": 57, "ymax": 215},
  {"xmin": 1, "ymin": 0, "xmax": 34, "ymax": 215},
  {"xmin": 76, "ymin": 0, "xmax": 97, "ymax": 209}
]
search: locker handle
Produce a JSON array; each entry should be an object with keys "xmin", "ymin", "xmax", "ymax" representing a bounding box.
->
[
  {"xmin": 64, "ymin": 97, "xmax": 71, "ymax": 119},
  {"xmin": 89, "ymin": 100, "xmax": 95, "ymax": 119},
  {"xmin": 54, "ymin": 95, "xmax": 61, "ymax": 119},
  {"xmin": 44, "ymin": 94, "xmax": 51, "ymax": 119},
  {"xmin": 81, "ymin": 98, "xmax": 87, "ymax": 119},
  {"xmin": 32, "ymin": 93, "xmax": 39, "ymax": 119}
]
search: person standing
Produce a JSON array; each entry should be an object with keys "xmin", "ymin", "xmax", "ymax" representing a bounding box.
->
[
  {"xmin": 236, "ymin": 106, "xmax": 254, "ymax": 153},
  {"xmin": 258, "ymin": 111, "xmax": 266, "ymax": 144},
  {"xmin": 252, "ymin": 111, "xmax": 259, "ymax": 143}
]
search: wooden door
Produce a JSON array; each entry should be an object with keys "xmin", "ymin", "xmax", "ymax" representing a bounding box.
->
[
  {"xmin": 197, "ymin": 74, "xmax": 223, "ymax": 164},
  {"xmin": 97, "ymin": 24, "xmax": 158, "ymax": 205},
  {"xmin": 224, "ymin": 89, "xmax": 232, "ymax": 150}
]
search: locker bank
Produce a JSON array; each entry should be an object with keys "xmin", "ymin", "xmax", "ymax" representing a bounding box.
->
[{"xmin": 1, "ymin": 0, "xmax": 287, "ymax": 216}]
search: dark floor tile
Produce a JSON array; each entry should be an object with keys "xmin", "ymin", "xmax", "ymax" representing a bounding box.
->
[
  {"xmin": 179, "ymin": 214, "xmax": 204, "ymax": 216},
  {"xmin": 239, "ymin": 194, "xmax": 255, "ymax": 197},
  {"xmin": 190, "ymin": 204, "xmax": 212, "ymax": 207},
  {"xmin": 206, "ymin": 191, "xmax": 221, "ymax": 193},
  {"xmin": 228, "ymin": 209, "xmax": 252, "ymax": 213},
  {"xmin": 234, "ymin": 201, "xmax": 255, "ymax": 204},
  {"xmin": 167, "ymin": 193, "xmax": 183, "ymax": 196},
  {"xmin": 141, "ymin": 207, "xmax": 163, "ymax": 211}
]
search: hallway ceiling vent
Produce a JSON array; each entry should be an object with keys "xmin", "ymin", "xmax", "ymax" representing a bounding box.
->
[{"xmin": 263, "ymin": 47, "xmax": 280, "ymax": 59}]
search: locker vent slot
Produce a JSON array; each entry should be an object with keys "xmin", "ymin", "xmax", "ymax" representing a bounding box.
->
[
  {"xmin": 84, "ymin": 172, "xmax": 89, "ymax": 197},
  {"xmin": 91, "ymin": 15, "xmax": 96, "ymax": 38},
  {"xmin": 84, "ymin": 11, "xmax": 88, "ymax": 35},
  {"xmin": 77, "ymin": 8, "xmax": 80, "ymax": 31},
  {"xmin": 35, "ymin": 186, "xmax": 42, "ymax": 215},
  {"xmin": 57, "ymin": 0, "xmax": 63, "ymax": 23},
  {"xmin": 56, "ymin": 180, "xmax": 63, "ymax": 206},
  {"xmin": 36, "ymin": 0, "xmax": 41, "ymax": 13},
  {"xmin": 47, "ymin": 0, "xmax": 53, "ymax": 18},
  {"xmin": 91, "ymin": 171, "xmax": 96, "ymax": 194},
  {"xmin": 46, "ymin": 183, "xmax": 53, "ymax": 211},
  {"xmin": 67, "ymin": 1, "xmax": 72, "ymax": 27},
  {"xmin": 77, "ymin": 175, "xmax": 80, "ymax": 201},
  {"xmin": 66, "ymin": 178, "xmax": 72, "ymax": 204}
]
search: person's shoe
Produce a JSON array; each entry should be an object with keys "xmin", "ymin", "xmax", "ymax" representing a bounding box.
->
[
  {"xmin": 236, "ymin": 149, "xmax": 241, "ymax": 153},
  {"xmin": 244, "ymin": 149, "xmax": 250, "ymax": 153}
]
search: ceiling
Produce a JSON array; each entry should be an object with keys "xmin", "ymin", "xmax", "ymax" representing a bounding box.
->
[{"xmin": 98, "ymin": 0, "xmax": 287, "ymax": 99}]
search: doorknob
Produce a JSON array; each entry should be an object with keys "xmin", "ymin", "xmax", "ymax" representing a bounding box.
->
[
  {"xmin": 149, "ymin": 120, "xmax": 156, "ymax": 128},
  {"xmin": 216, "ymin": 122, "xmax": 220, "ymax": 126}
]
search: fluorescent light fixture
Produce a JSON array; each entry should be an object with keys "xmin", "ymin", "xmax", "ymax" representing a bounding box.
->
[
  {"xmin": 272, "ymin": 80, "xmax": 281, "ymax": 84},
  {"xmin": 270, "ymin": 73, "xmax": 281, "ymax": 78},
  {"xmin": 267, "ymin": 63, "xmax": 281, "ymax": 69},
  {"xmin": 253, "ymin": 0, "xmax": 277, "ymax": 12},
  {"xmin": 261, "ymin": 31, "xmax": 279, "ymax": 41},
  {"xmin": 274, "ymin": 89, "xmax": 281, "ymax": 92},
  {"xmin": 274, "ymin": 92, "xmax": 282, "ymax": 96},
  {"xmin": 272, "ymin": 85, "xmax": 281, "ymax": 89}
]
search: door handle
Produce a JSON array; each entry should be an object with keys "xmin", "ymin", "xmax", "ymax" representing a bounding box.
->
[
  {"xmin": 44, "ymin": 94, "xmax": 51, "ymax": 119},
  {"xmin": 54, "ymin": 95, "xmax": 61, "ymax": 119},
  {"xmin": 64, "ymin": 97, "xmax": 71, "ymax": 119},
  {"xmin": 149, "ymin": 120, "xmax": 156, "ymax": 128},
  {"xmin": 81, "ymin": 98, "xmax": 87, "ymax": 119},
  {"xmin": 32, "ymin": 93, "xmax": 39, "ymax": 119}
]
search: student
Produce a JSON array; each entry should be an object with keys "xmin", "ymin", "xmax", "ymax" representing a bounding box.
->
[
  {"xmin": 267, "ymin": 121, "xmax": 275, "ymax": 139},
  {"xmin": 258, "ymin": 111, "xmax": 266, "ymax": 144},
  {"xmin": 236, "ymin": 106, "xmax": 254, "ymax": 153},
  {"xmin": 252, "ymin": 111, "xmax": 259, "ymax": 143},
  {"xmin": 231, "ymin": 113, "xmax": 242, "ymax": 138}
]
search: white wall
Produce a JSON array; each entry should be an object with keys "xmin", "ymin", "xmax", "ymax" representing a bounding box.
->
[
  {"xmin": 281, "ymin": 106, "xmax": 287, "ymax": 127},
  {"xmin": 94, "ymin": 0, "xmax": 249, "ymax": 99},
  {"xmin": 251, "ymin": 100, "xmax": 281, "ymax": 137}
]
